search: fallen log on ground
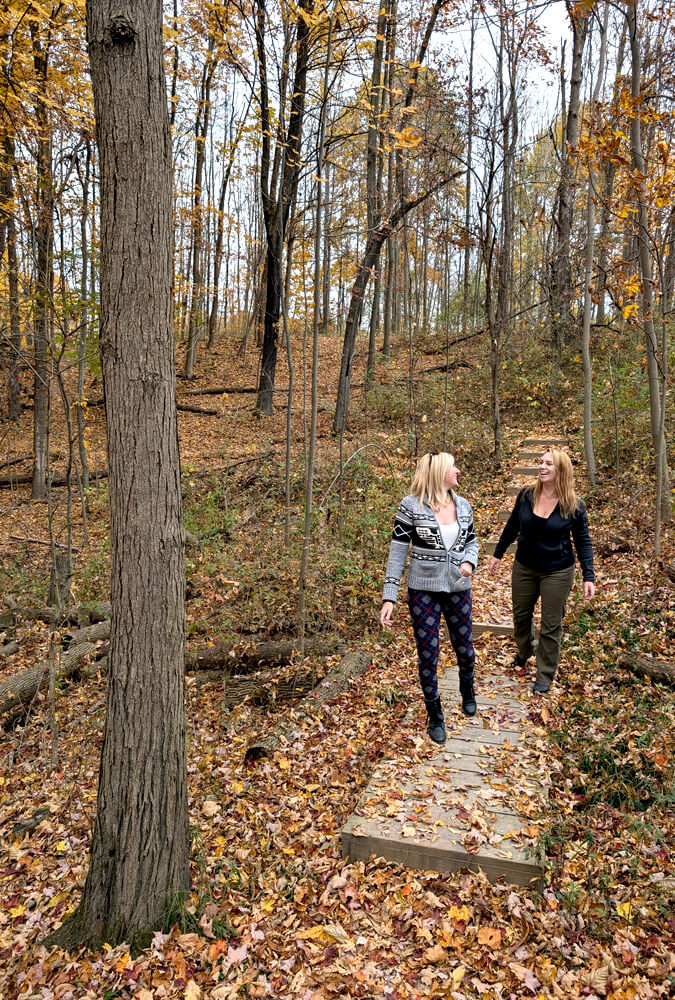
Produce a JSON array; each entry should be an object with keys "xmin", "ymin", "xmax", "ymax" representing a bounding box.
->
[
  {"xmin": 192, "ymin": 665, "xmax": 319, "ymax": 705},
  {"xmin": 618, "ymin": 654, "xmax": 675, "ymax": 686},
  {"xmin": 4, "ymin": 599, "xmax": 111, "ymax": 627},
  {"xmin": 667, "ymin": 563, "xmax": 675, "ymax": 584},
  {"xmin": 0, "ymin": 641, "xmax": 20, "ymax": 657},
  {"xmin": 245, "ymin": 649, "xmax": 372, "ymax": 761},
  {"xmin": 182, "ymin": 385, "xmax": 257, "ymax": 397},
  {"xmin": 0, "ymin": 642, "xmax": 97, "ymax": 720},
  {"xmin": 177, "ymin": 403, "xmax": 219, "ymax": 415},
  {"xmin": 0, "ymin": 470, "xmax": 108, "ymax": 489},
  {"xmin": 186, "ymin": 636, "xmax": 347, "ymax": 671},
  {"xmin": 0, "ymin": 630, "xmax": 347, "ymax": 720},
  {"xmin": 64, "ymin": 619, "xmax": 111, "ymax": 647}
]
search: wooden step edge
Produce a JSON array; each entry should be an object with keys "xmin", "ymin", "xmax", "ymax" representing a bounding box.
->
[
  {"xmin": 484, "ymin": 540, "xmax": 515, "ymax": 555},
  {"xmin": 513, "ymin": 467, "xmax": 539, "ymax": 476},
  {"xmin": 442, "ymin": 621, "xmax": 514, "ymax": 638},
  {"xmin": 522, "ymin": 437, "xmax": 567, "ymax": 446}
]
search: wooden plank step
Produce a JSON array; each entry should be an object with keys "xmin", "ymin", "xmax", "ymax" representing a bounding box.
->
[
  {"xmin": 522, "ymin": 437, "xmax": 566, "ymax": 446},
  {"xmin": 518, "ymin": 451, "xmax": 545, "ymax": 460},
  {"xmin": 442, "ymin": 621, "xmax": 514, "ymax": 639},
  {"xmin": 507, "ymin": 485, "xmax": 522, "ymax": 495},
  {"xmin": 484, "ymin": 540, "xmax": 515, "ymax": 556},
  {"xmin": 341, "ymin": 665, "xmax": 545, "ymax": 887},
  {"xmin": 498, "ymin": 510, "xmax": 511, "ymax": 522},
  {"xmin": 513, "ymin": 466, "xmax": 538, "ymax": 476}
]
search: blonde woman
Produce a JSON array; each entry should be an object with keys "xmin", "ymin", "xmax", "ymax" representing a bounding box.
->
[
  {"xmin": 380, "ymin": 452, "xmax": 479, "ymax": 743},
  {"xmin": 489, "ymin": 449, "xmax": 595, "ymax": 693}
]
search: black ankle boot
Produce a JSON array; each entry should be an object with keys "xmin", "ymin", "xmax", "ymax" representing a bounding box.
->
[
  {"xmin": 424, "ymin": 697, "xmax": 446, "ymax": 744},
  {"xmin": 460, "ymin": 677, "xmax": 477, "ymax": 717}
]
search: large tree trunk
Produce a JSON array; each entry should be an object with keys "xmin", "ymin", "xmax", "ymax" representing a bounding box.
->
[{"xmin": 47, "ymin": 0, "xmax": 189, "ymax": 951}]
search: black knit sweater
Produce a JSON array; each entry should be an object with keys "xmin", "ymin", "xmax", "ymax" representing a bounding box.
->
[{"xmin": 494, "ymin": 488, "xmax": 595, "ymax": 582}]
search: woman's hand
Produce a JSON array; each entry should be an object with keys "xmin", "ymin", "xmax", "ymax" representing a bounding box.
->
[
  {"xmin": 488, "ymin": 556, "xmax": 501, "ymax": 574},
  {"xmin": 584, "ymin": 581, "xmax": 595, "ymax": 600},
  {"xmin": 459, "ymin": 562, "xmax": 474, "ymax": 577},
  {"xmin": 380, "ymin": 601, "xmax": 394, "ymax": 627}
]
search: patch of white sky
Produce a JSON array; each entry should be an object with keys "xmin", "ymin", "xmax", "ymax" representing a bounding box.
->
[{"xmin": 435, "ymin": 0, "xmax": 573, "ymax": 142}]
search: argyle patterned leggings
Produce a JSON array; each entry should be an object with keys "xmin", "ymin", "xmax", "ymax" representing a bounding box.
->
[{"xmin": 407, "ymin": 588, "xmax": 475, "ymax": 701}]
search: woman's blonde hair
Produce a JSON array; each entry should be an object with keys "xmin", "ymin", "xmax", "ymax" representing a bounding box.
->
[
  {"xmin": 412, "ymin": 451, "xmax": 455, "ymax": 510},
  {"xmin": 532, "ymin": 448, "xmax": 579, "ymax": 518}
]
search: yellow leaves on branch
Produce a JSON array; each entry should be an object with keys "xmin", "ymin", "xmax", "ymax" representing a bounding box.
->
[{"xmin": 392, "ymin": 126, "xmax": 422, "ymax": 151}]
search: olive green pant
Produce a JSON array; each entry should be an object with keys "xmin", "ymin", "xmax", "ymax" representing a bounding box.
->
[{"xmin": 511, "ymin": 560, "xmax": 575, "ymax": 686}]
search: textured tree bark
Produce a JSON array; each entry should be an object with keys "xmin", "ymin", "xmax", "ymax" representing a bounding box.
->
[
  {"xmin": 47, "ymin": 0, "xmax": 189, "ymax": 951},
  {"xmin": 618, "ymin": 654, "xmax": 674, "ymax": 686}
]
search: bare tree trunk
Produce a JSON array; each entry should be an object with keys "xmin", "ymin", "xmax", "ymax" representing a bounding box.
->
[
  {"xmin": 462, "ymin": 9, "xmax": 475, "ymax": 337},
  {"xmin": 381, "ymin": 0, "xmax": 397, "ymax": 359},
  {"xmin": 550, "ymin": 3, "xmax": 589, "ymax": 389},
  {"xmin": 48, "ymin": 0, "xmax": 188, "ymax": 951},
  {"xmin": 76, "ymin": 139, "xmax": 91, "ymax": 506},
  {"xmin": 365, "ymin": 2, "xmax": 388, "ymax": 386},
  {"xmin": 322, "ymin": 158, "xmax": 332, "ymax": 335},
  {"xmin": 298, "ymin": 5, "xmax": 337, "ymax": 654},
  {"xmin": 626, "ymin": 0, "xmax": 671, "ymax": 520},
  {"xmin": 256, "ymin": 0, "xmax": 313, "ymax": 414},
  {"xmin": 596, "ymin": 23, "xmax": 626, "ymax": 325},
  {"xmin": 334, "ymin": 0, "xmax": 448, "ymax": 432},
  {"xmin": 581, "ymin": 5, "xmax": 608, "ymax": 488},
  {"xmin": 30, "ymin": 22, "xmax": 53, "ymax": 500},
  {"xmin": 3, "ymin": 137, "xmax": 21, "ymax": 420},
  {"xmin": 184, "ymin": 42, "xmax": 216, "ymax": 378}
]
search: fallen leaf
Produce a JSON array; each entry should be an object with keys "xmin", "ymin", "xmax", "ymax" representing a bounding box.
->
[
  {"xmin": 477, "ymin": 926, "xmax": 502, "ymax": 948},
  {"xmin": 423, "ymin": 944, "xmax": 446, "ymax": 963}
]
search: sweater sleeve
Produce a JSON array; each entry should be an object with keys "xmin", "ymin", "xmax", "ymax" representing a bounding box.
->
[
  {"xmin": 463, "ymin": 509, "xmax": 479, "ymax": 569},
  {"xmin": 571, "ymin": 500, "xmax": 595, "ymax": 582},
  {"xmin": 493, "ymin": 489, "xmax": 524, "ymax": 559},
  {"xmin": 382, "ymin": 500, "xmax": 414, "ymax": 603}
]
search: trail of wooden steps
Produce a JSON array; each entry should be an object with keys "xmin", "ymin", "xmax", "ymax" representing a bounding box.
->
[
  {"xmin": 342, "ymin": 668, "xmax": 545, "ymax": 887},
  {"xmin": 343, "ymin": 432, "xmax": 561, "ymax": 884}
]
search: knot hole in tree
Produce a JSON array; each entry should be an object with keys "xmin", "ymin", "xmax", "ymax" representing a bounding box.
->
[{"xmin": 108, "ymin": 14, "xmax": 137, "ymax": 46}]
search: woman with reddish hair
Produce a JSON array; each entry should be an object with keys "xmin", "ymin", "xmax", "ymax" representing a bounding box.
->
[{"xmin": 489, "ymin": 449, "xmax": 595, "ymax": 693}]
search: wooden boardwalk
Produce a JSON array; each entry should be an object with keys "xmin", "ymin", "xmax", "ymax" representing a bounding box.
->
[{"xmin": 342, "ymin": 432, "xmax": 568, "ymax": 884}]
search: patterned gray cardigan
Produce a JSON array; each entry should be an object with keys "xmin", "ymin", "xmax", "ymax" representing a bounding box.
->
[{"xmin": 382, "ymin": 493, "xmax": 479, "ymax": 604}]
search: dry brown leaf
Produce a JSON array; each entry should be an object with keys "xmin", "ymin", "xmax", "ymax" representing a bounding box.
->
[{"xmin": 423, "ymin": 944, "xmax": 447, "ymax": 964}]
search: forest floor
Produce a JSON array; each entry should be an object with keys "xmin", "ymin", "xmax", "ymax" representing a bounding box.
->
[{"xmin": 0, "ymin": 329, "xmax": 674, "ymax": 999}]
